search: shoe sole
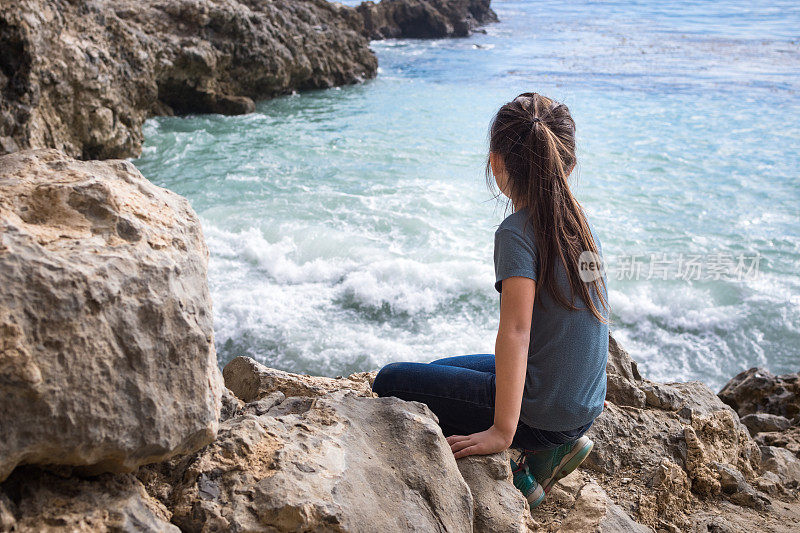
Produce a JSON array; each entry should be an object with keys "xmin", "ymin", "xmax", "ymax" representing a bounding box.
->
[
  {"xmin": 542, "ymin": 437, "xmax": 594, "ymax": 494},
  {"xmin": 526, "ymin": 484, "xmax": 546, "ymax": 509}
]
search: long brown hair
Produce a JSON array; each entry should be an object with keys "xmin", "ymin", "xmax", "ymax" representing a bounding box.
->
[{"xmin": 485, "ymin": 92, "xmax": 608, "ymax": 322}]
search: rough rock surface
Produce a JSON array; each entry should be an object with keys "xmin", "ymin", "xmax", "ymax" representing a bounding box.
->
[
  {"xmin": 553, "ymin": 478, "xmax": 652, "ymax": 533},
  {"xmin": 756, "ymin": 426, "xmax": 800, "ymax": 459},
  {"xmin": 719, "ymin": 367, "xmax": 800, "ymax": 420},
  {"xmin": 223, "ymin": 354, "xmax": 375, "ymax": 402},
  {"xmin": 3, "ymin": 310, "xmax": 799, "ymax": 531},
  {"xmin": 0, "ymin": 467, "xmax": 178, "ymax": 532},
  {"xmin": 456, "ymin": 452, "xmax": 534, "ymax": 532},
  {"xmin": 719, "ymin": 366, "xmax": 800, "ymax": 462},
  {"xmin": 139, "ymin": 383, "xmax": 476, "ymax": 531},
  {"xmin": 0, "ymin": 149, "xmax": 223, "ymax": 482},
  {"xmin": 0, "ymin": 0, "xmax": 378, "ymax": 159},
  {"xmin": 354, "ymin": 0, "xmax": 498, "ymax": 39}
]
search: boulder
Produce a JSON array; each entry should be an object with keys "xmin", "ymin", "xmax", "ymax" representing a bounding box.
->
[
  {"xmin": 740, "ymin": 413, "xmax": 792, "ymax": 435},
  {"xmin": 136, "ymin": 356, "xmax": 552, "ymax": 532},
  {"xmin": 558, "ymin": 481, "xmax": 652, "ymax": 533},
  {"xmin": 223, "ymin": 354, "xmax": 376, "ymax": 402},
  {"xmin": 0, "ymin": 467, "xmax": 178, "ymax": 532},
  {"xmin": 1, "ymin": 330, "xmax": 799, "ymax": 532},
  {"xmin": 718, "ymin": 367, "xmax": 799, "ymax": 420},
  {"xmin": 759, "ymin": 445, "xmax": 800, "ymax": 489},
  {"xmin": 755, "ymin": 426, "xmax": 800, "ymax": 459},
  {"xmin": 0, "ymin": 149, "xmax": 222, "ymax": 482},
  {"xmin": 605, "ymin": 334, "xmax": 646, "ymax": 408}
]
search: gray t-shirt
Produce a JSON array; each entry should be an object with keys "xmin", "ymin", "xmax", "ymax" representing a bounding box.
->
[{"xmin": 494, "ymin": 208, "xmax": 608, "ymax": 431}]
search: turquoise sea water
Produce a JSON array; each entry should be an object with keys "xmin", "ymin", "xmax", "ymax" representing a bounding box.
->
[{"xmin": 132, "ymin": 0, "xmax": 800, "ymax": 390}]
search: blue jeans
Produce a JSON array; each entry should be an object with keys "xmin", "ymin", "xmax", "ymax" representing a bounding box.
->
[{"xmin": 372, "ymin": 354, "xmax": 593, "ymax": 451}]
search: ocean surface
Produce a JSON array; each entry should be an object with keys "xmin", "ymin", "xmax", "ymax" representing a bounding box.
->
[{"xmin": 132, "ymin": 0, "xmax": 800, "ymax": 391}]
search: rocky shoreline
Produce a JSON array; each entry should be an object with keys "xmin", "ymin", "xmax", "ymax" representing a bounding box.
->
[
  {"xmin": 1, "ymin": 149, "xmax": 799, "ymax": 531},
  {"xmin": 0, "ymin": 0, "xmax": 496, "ymax": 161}
]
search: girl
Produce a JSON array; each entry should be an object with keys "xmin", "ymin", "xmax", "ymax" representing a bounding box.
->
[{"xmin": 372, "ymin": 92, "xmax": 609, "ymax": 509}]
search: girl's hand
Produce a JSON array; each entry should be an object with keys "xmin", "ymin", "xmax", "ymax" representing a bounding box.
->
[{"xmin": 446, "ymin": 425, "xmax": 513, "ymax": 459}]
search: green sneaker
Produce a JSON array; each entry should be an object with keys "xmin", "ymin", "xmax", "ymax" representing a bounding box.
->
[
  {"xmin": 524, "ymin": 436, "xmax": 594, "ymax": 494},
  {"xmin": 510, "ymin": 457, "xmax": 545, "ymax": 508}
]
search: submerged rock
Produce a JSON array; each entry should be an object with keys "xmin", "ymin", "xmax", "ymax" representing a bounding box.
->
[{"xmin": 0, "ymin": 149, "xmax": 223, "ymax": 482}]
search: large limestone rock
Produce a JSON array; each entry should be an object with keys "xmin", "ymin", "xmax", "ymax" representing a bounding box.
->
[
  {"xmin": 137, "ymin": 356, "xmax": 547, "ymax": 532},
  {"xmin": 223, "ymin": 354, "xmax": 375, "ymax": 401},
  {"xmin": 0, "ymin": 149, "xmax": 223, "ymax": 482},
  {"xmin": 141, "ymin": 385, "xmax": 475, "ymax": 531},
  {"xmin": 556, "ymin": 480, "xmax": 652, "ymax": 533},
  {"xmin": 456, "ymin": 452, "xmax": 535, "ymax": 532}
]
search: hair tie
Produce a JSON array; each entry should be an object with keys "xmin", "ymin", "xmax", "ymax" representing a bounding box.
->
[{"xmin": 531, "ymin": 117, "xmax": 541, "ymax": 124}]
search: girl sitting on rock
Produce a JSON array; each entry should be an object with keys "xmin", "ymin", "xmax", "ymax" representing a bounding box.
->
[{"xmin": 372, "ymin": 92, "xmax": 609, "ymax": 509}]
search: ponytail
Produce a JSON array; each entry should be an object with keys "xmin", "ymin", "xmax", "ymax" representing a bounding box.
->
[{"xmin": 486, "ymin": 93, "xmax": 609, "ymax": 323}]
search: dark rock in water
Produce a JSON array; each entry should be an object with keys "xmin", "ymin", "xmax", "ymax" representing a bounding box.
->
[
  {"xmin": 0, "ymin": 0, "xmax": 378, "ymax": 160},
  {"xmin": 356, "ymin": 0, "xmax": 498, "ymax": 40}
]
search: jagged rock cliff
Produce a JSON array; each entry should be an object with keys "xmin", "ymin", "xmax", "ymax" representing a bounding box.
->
[
  {"xmin": 0, "ymin": 0, "xmax": 496, "ymax": 161},
  {"xmin": 0, "ymin": 0, "xmax": 377, "ymax": 160}
]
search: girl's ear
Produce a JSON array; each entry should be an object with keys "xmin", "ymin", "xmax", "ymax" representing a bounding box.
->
[
  {"xmin": 490, "ymin": 152, "xmax": 509, "ymax": 185},
  {"xmin": 489, "ymin": 151, "xmax": 501, "ymax": 176}
]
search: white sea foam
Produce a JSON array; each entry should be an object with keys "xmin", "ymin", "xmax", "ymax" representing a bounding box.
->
[{"xmin": 132, "ymin": 0, "xmax": 800, "ymax": 388}]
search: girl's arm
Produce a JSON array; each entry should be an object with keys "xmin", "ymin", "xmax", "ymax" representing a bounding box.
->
[{"xmin": 448, "ymin": 275, "xmax": 535, "ymax": 458}]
